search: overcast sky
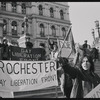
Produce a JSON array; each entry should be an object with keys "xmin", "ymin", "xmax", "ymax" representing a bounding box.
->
[{"xmin": 68, "ymin": 2, "xmax": 100, "ymax": 45}]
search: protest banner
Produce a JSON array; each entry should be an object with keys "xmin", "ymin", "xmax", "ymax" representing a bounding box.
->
[
  {"xmin": 9, "ymin": 46, "xmax": 45, "ymax": 61},
  {"xmin": 0, "ymin": 60, "xmax": 58, "ymax": 92},
  {"xmin": 84, "ymin": 83, "xmax": 100, "ymax": 98}
]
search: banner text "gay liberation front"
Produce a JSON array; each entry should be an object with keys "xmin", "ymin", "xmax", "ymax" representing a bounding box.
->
[{"xmin": 0, "ymin": 60, "xmax": 58, "ymax": 92}]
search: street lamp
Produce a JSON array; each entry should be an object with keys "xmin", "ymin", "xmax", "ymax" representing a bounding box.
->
[
  {"xmin": 92, "ymin": 29, "xmax": 95, "ymax": 46},
  {"xmin": 95, "ymin": 20, "xmax": 100, "ymax": 38}
]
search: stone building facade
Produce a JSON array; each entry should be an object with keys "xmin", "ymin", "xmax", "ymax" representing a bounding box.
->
[{"xmin": 0, "ymin": 2, "xmax": 71, "ymax": 48}]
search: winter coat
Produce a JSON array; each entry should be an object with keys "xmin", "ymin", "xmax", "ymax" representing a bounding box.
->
[{"xmin": 61, "ymin": 63, "xmax": 100, "ymax": 98}]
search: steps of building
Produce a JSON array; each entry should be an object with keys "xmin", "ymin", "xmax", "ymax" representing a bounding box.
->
[{"xmin": 14, "ymin": 86, "xmax": 63, "ymax": 98}]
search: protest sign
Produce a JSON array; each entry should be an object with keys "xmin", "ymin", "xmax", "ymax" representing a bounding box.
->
[
  {"xmin": 84, "ymin": 83, "xmax": 100, "ymax": 98},
  {"xmin": 9, "ymin": 46, "xmax": 45, "ymax": 61},
  {"xmin": 0, "ymin": 60, "xmax": 58, "ymax": 92}
]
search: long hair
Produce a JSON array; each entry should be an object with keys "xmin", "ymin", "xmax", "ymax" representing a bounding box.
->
[{"xmin": 79, "ymin": 55, "xmax": 95, "ymax": 73}]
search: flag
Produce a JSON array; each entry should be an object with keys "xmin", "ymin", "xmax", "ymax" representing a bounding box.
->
[{"xmin": 57, "ymin": 27, "xmax": 76, "ymax": 58}]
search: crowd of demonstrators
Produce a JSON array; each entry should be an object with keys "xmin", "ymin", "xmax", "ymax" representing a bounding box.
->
[
  {"xmin": 56, "ymin": 40, "xmax": 100, "ymax": 98},
  {"xmin": 58, "ymin": 55, "xmax": 100, "ymax": 98},
  {"xmin": 1, "ymin": 36, "xmax": 99, "ymax": 98},
  {"xmin": 48, "ymin": 38, "xmax": 73, "ymax": 98}
]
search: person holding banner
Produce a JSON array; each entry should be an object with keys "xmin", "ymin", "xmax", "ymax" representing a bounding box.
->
[
  {"xmin": 58, "ymin": 56, "xmax": 100, "ymax": 98},
  {"xmin": 0, "ymin": 37, "xmax": 10, "ymax": 60},
  {"xmin": 0, "ymin": 37, "xmax": 14, "ymax": 98},
  {"xmin": 50, "ymin": 43, "xmax": 60, "ymax": 60},
  {"xmin": 38, "ymin": 43, "xmax": 46, "ymax": 60},
  {"xmin": 25, "ymin": 37, "xmax": 33, "ymax": 49}
]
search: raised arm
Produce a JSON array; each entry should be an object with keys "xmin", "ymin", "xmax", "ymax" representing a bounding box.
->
[{"xmin": 61, "ymin": 62, "xmax": 84, "ymax": 80}]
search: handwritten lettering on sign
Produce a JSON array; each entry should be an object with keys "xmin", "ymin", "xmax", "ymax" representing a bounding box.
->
[{"xmin": 0, "ymin": 60, "xmax": 58, "ymax": 92}]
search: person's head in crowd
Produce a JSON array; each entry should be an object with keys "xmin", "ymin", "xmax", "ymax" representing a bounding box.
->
[
  {"xmin": 39, "ymin": 43, "xmax": 45, "ymax": 48},
  {"xmin": 2, "ymin": 37, "xmax": 8, "ymax": 45},
  {"xmin": 80, "ymin": 55, "xmax": 94, "ymax": 73},
  {"xmin": 26, "ymin": 37, "xmax": 30, "ymax": 42},
  {"xmin": 49, "ymin": 39, "xmax": 54, "ymax": 44},
  {"xmin": 84, "ymin": 40, "xmax": 87, "ymax": 44},
  {"xmin": 53, "ymin": 44, "xmax": 58, "ymax": 51}
]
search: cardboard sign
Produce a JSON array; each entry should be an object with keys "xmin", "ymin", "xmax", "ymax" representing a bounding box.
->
[{"xmin": 84, "ymin": 83, "xmax": 100, "ymax": 98}]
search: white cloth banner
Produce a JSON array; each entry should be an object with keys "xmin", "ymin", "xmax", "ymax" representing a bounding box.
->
[
  {"xmin": 0, "ymin": 60, "xmax": 58, "ymax": 92},
  {"xmin": 84, "ymin": 83, "xmax": 100, "ymax": 98}
]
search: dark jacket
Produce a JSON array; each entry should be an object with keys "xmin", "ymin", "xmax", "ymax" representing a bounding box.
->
[
  {"xmin": 25, "ymin": 41, "xmax": 33, "ymax": 49},
  {"xmin": 61, "ymin": 63, "xmax": 100, "ymax": 98},
  {"xmin": 0, "ymin": 43, "xmax": 9, "ymax": 60}
]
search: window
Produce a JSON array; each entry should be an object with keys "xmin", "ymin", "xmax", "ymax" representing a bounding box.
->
[
  {"xmin": 3, "ymin": 19, "xmax": 7, "ymax": 34},
  {"xmin": 1, "ymin": 2, "xmax": 6, "ymax": 11},
  {"xmin": 62, "ymin": 27, "xmax": 66, "ymax": 37},
  {"xmin": 12, "ymin": 2, "xmax": 17, "ymax": 12},
  {"xmin": 50, "ymin": 7, "xmax": 54, "ymax": 18},
  {"xmin": 51, "ymin": 26, "xmax": 56, "ymax": 37},
  {"xmin": 60, "ymin": 10, "xmax": 64, "ymax": 20},
  {"xmin": 40, "ymin": 24, "xmax": 45, "ymax": 37},
  {"xmin": 39, "ymin": 5, "xmax": 43, "ymax": 15},
  {"xmin": 22, "ymin": 3, "xmax": 26, "ymax": 14},
  {"xmin": 11, "ymin": 21, "xmax": 17, "ymax": 35},
  {"xmin": 22, "ymin": 22, "xmax": 24, "ymax": 34}
]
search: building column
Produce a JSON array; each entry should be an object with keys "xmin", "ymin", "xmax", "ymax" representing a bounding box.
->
[
  {"xmin": 0, "ymin": 2, "xmax": 1, "ymax": 8},
  {"xmin": 8, "ymin": 19, "xmax": 12, "ymax": 36},
  {"xmin": 44, "ymin": 5, "xmax": 49, "ymax": 17},
  {"xmin": 28, "ymin": 23, "xmax": 31, "ymax": 35},
  {"xmin": 17, "ymin": 21, "xmax": 22, "ymax": 36},
  {"xmin": 36, "ymin": 22, "xmax": 40, "ymax": 36},
  {"xmin": 6, "ymin": 2, "xmax": 11, "ymax": 12},
  {"xmin": 65, "ymin": 8, "xmax": 70, "ymax": 21},
  {"xmin": 45, "ymin": 23, "xmax": 48, "ymax": 36},
  {"xmin": 17, "ymin": 4, "xmax": 21, "ymax": 13},
  {"xmin": 32, "ymin": 18, "xmax": 37, "ymax": 38},
  {"xmin": 55, "ymin": 7, "xmax": 60, "ymax": 19},
  {"xmin": 59, "ymin": 25, "xmax": 62, "ymax": 37},
  {"xmin": 56, "ymin": 25, "xmax": 59, "ymax": 37},
  {"xmin": 0, "ymin": 18, "xmax": 3, "ymax": 39}
]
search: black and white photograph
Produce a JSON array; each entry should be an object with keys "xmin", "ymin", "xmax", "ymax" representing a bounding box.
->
[{"xmin": 0, "ymin": 2, "xmax": 100, "ymax": 98}]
